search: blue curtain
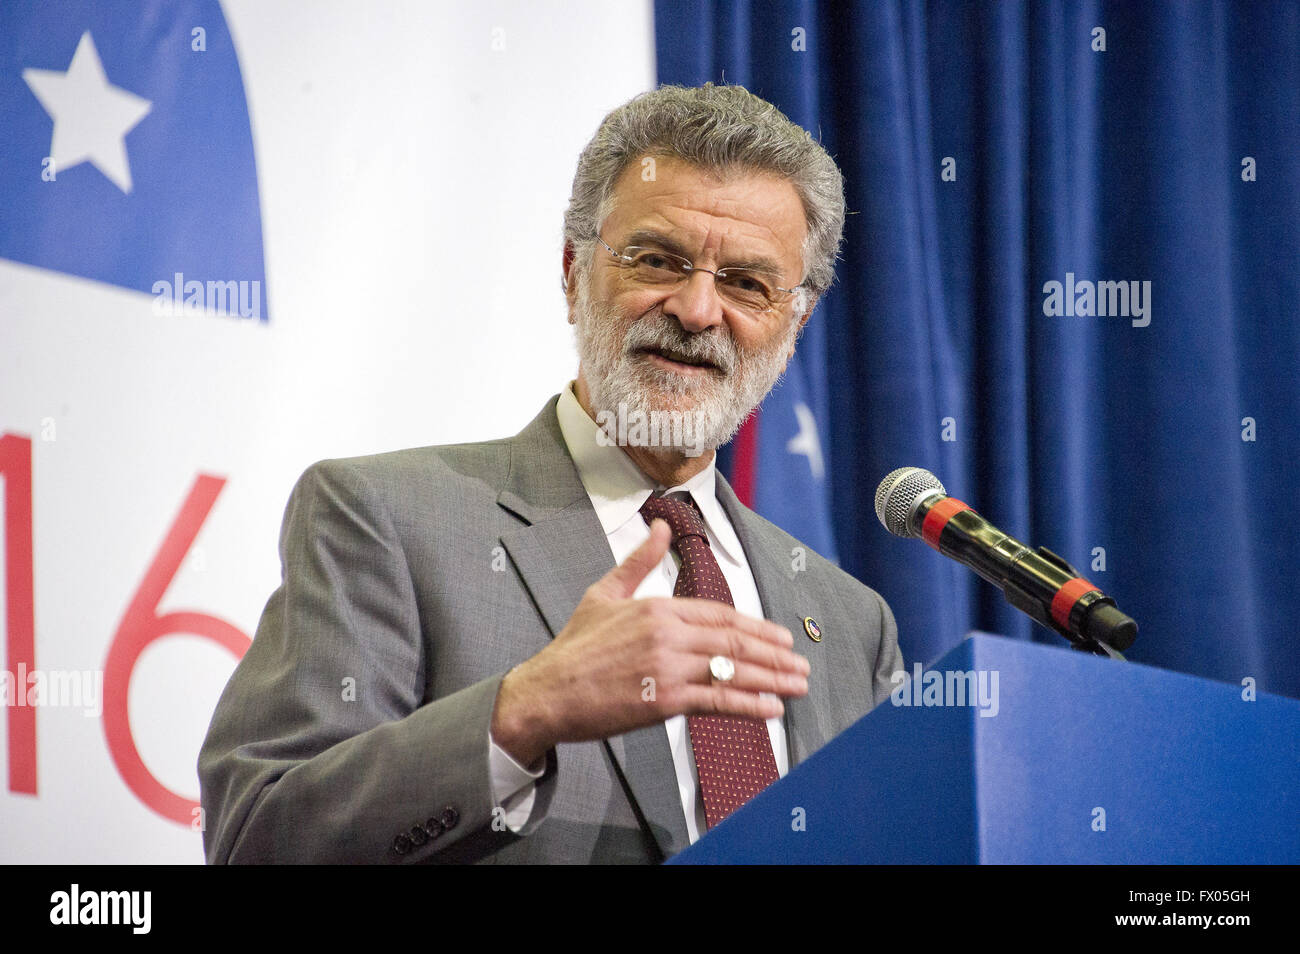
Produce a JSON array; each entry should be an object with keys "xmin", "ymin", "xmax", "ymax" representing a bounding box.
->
[{"xmin": 655, "ymin": 0, "xmax": 1300, "ymax": 698}]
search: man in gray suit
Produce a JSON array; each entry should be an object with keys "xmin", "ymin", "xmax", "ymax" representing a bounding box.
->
[{"xmin": 199, "ymin": 83, "xmax": 903, "ymax": 864}]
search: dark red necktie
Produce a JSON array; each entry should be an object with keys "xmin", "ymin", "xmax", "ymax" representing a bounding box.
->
[{"xmin": 639, "ymin": 493, "xmax": 779, "ymax": 829}]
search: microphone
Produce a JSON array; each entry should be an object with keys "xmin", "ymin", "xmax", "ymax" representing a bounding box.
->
[{"xmin": 875, "ymin": 467, "xmax": 1138, "ymax": 654}]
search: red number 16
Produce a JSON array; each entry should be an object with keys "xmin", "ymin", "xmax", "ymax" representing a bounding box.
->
[{"xmin": 3, "ymin": 432, "xmax": 251, "ymax": 825}]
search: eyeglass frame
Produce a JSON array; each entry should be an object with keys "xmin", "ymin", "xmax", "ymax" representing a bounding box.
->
[{"xmin": 592, "ymin": 233, "xmax": 806, "ymax": 314}]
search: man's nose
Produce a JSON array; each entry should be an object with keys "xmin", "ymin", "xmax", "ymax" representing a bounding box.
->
[{"xmin": 661, "ymin": 271, "xmax": 726, "ymax": 334}]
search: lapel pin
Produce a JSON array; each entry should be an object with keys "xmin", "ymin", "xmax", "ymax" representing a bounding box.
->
[{"xmin": 802, "ymin": 616, "xmax": 822, "ymax": 642}]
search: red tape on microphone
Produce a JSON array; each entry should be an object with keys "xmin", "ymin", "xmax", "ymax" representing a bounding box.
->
[
  {"xmin": 921, "ymin": 497, "xmax": 972, "ymax": 550},
  {"xmin": 1051, "ymin": 577, "xmax": 1100, "ymax": 628}
]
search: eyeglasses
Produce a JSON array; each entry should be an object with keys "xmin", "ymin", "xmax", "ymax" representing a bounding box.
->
[{"xmin": 595, "ymin": 234, "xmax": 803, "ymax": 316}]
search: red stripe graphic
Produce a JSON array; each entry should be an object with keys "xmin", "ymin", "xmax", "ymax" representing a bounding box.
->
[{"xmin": 731, "ymin": 413, "xmax": 758, "ymax": 507}]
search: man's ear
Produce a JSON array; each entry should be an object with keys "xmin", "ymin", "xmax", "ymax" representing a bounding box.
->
[
  {"xmin": 787, "ymin": 295, "xmax": 818, "ymax": 361},
  {"xmin": 562, "ymin": 243, "xmax": 578, "ymax": 314}
]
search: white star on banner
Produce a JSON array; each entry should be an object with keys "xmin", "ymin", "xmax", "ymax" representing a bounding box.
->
[
  {"xmin": 786, "ymin": 401, "xmax": 826, "ymax": 481},
  {"xmin": 23, "ymin": 31, "xmax": 152, "ymax": 193}
]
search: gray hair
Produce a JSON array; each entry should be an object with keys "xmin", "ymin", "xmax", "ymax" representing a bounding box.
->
[{"xmin": 563, "ymin": 83, "xmax": 846, "ymax": 312}]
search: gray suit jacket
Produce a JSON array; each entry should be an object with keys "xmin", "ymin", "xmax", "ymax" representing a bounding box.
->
[{"xmin": 198, "ymin": 396, "xmax": 903, "ymax": 863}]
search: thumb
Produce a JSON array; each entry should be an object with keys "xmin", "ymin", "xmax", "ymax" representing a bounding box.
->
[{"xmin": 592, "ymin": 518, "xmax": 671, "ymax": 601}]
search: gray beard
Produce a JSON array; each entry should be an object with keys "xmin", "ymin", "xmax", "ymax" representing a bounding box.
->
[{"xmin": 571, "ymin": 269, "xmax": 802, "ymax": 457}]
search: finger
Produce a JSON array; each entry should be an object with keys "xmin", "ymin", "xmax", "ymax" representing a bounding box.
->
[
  {"xmin": 692, "ymin": 656, "xmax": 809, "ymax": 697},
  {"xmin": 662, "ymin": 597, "xmax": 794, "ymax": 646},
  {"xmin": 591, "ymin": 519, "xmax": 671, "ymax": 601},
  {"xmin": 675, "ymin": 623, "xmax": 810, "ymax": 675}
]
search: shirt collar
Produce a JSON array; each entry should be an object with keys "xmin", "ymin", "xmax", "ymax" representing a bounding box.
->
[{"xmin": 555, "ymin": 382, "xmax": 745, "ymax": 564}]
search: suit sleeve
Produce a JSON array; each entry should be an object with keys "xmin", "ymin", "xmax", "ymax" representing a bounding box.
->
[
  {"xmin": 197, "ymin": 458, "xmax": 554, "ymax": 863},
  {"xmin": 869, "ymin": 589, "xmax": 905, "ymax": 708}
]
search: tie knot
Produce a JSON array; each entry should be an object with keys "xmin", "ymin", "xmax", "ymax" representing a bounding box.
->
[{"xmin": 639, "ymin": 493, "xmax": 708, "ymax": 544}]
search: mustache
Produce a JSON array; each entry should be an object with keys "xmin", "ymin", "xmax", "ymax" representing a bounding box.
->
[{"xmin": 620, "ymin": 314, "xmax": 737, "ymax": 375}]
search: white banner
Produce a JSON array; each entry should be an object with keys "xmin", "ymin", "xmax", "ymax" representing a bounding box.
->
[{"xmin": 0, "ymin": 0, "xmax": 654, "ymax": 863}]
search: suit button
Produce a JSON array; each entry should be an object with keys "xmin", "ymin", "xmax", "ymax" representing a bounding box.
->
[
  {"xmin": 392, "ymin": 834, "xmax": 412, "ymax": 855},
  {"xmin": 440, "ymin": 807, "xmax": 459, "ymax": 830},
  {"xmin": 409, "ymin": 825, "xmax": 429, "ymax": 846},
  {"xmin": 425, "ymin": 818, "xmax": 445, "ymax": 838}
]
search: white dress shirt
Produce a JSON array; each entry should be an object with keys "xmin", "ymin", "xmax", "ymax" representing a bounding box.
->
[{"xmin": 486, "ymin": 382, "xmax": 789, "ymax": 843}]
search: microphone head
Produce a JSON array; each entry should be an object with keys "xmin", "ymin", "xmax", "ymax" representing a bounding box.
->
[{"xmin": 875, "ymin": 467, "xmax": 947, "ymax": 538}]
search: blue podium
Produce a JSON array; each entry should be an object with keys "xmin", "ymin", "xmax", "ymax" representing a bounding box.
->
[{"xmin": 671, "ymin": 634, "xmax": 1300, "ymax": 863}]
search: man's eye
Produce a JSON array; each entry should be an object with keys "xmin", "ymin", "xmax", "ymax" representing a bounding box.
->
[
  {"xmin": 637, "ymin": 253, "xmax": 676, "ymax": 270},
  {"xmin": 723, "ymin": 273, "xmax": 771, "ymax": 296}
]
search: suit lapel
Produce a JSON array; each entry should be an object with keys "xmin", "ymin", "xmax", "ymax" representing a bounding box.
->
[
  {"xmin": 497, "ymin": 497, "xmax": 612, "ymax": 640},
  {"xmin": 495, "ymin": 397, "xmax": 690, "ymax": 859},
  {"xmin": 715, "ymin": 474, "xmax": 836, "ymax": 768}
]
